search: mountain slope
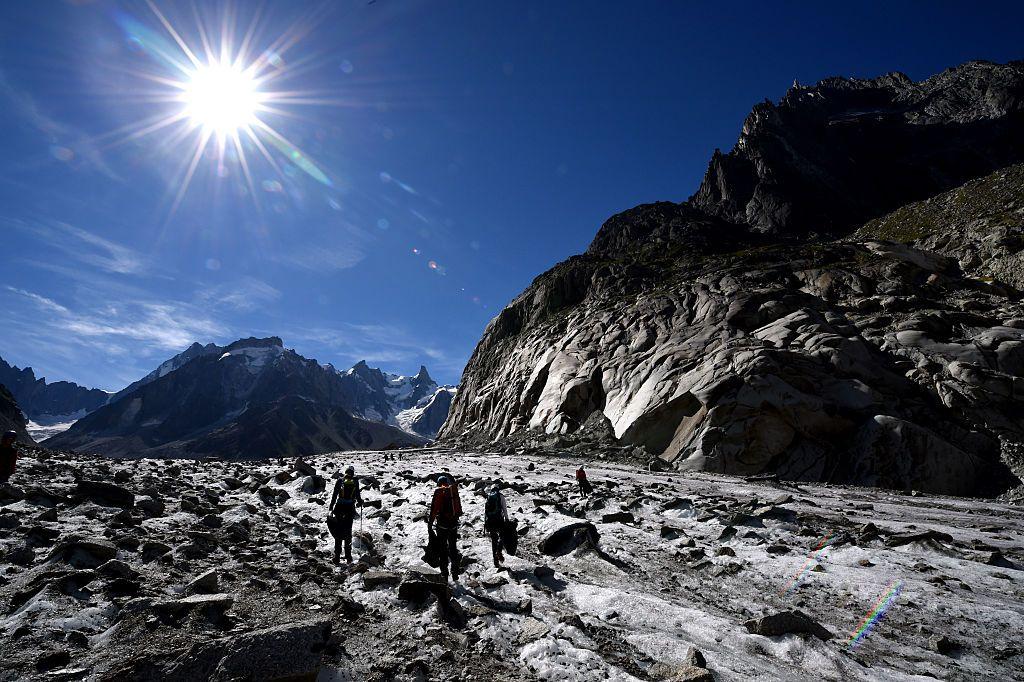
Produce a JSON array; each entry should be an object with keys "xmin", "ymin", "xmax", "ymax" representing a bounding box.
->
[
  {"xmin": 0, "ymin": 357, "xmax": 109, "ymax": 422},
  {"xmin": 0, "ymin": 384, "xmax": 32, "ymax": 443},
  {"xmin": 441, "ymin": 60, "xmax": 1024, "ymax": 497},
  {"xmin": 46, "ymin": 338, "xmax": 424, "ymax": 458}
]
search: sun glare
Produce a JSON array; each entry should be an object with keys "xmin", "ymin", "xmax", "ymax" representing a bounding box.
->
[
  {"xmin": 106, "ymin": 3, "xmax": 335, "ymax": 213},
  {"xmin": 182, "ymin": 62, "xmax": 261, "ymax": 134}
]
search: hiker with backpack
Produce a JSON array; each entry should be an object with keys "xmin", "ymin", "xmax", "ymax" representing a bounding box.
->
[
  {"xmin": 484, "ymin": 483, "xmax": 510, "ymax": 568},
  {"xmin": 576, "ymin": 464, "xmax": 593, "ymax": 497},
  {"xmin": 327, "ymin": 466, "xmax": 363, "ymax": 564},
  {"xmin": 0, "ymin": 431, "xmax": 17, "ymax": 485},
  {"xmin": 428, "ymin": 474, "xmax": 463, "ymax": 581}
]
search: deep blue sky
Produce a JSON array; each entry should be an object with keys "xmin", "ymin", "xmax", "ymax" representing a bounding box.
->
[{"xmin": 1, "ymin": 1, "xmax": 1021, "ymax": 390}]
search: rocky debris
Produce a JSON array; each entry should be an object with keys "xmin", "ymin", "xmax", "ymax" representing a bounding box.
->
[
  {"xmin": 2, "ymin": 447, "xmax": 1023, "ymax": 681},
  {"xmin": 744, "ymin": 610, "xmax": 833, "ymax": 641}
]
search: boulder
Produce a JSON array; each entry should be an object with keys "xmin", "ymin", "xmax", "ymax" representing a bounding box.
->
[
  {"xmin": 744, "ymin": 610, "xmax": 833, "ymax": 641},
  {"xmin": 362, "ymin": 571, "xmax": 401, "ymax": 590},
  {"xmin": 538, "ymin": 522, "xmax": 600, "ymax": 557},
  {"xmin": 47, "ymin": 538, "xmax": 118, "ymax": 569},
  {"xmin": 73, "ymin": 481, "xmax": 134, "ymax": 509}
]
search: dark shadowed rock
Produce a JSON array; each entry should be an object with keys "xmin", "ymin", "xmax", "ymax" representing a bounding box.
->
[
  {"xmin": 539, "ymin": 522, "xmax": 600, "ymax": 557},
  {"xmin": 47, "ymin": 537, "xmax": 118, "ymax": 569},
  {"xmin": 744, "ymin": 610, "xmax": 833, "ymax": 640},
  {"xmin": 73, "ymin": 481, "xmax": 134, "ymax": 508}
]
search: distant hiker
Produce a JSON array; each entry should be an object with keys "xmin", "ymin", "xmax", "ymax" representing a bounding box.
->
[
  {"xmin": 327, "ymin": 466, "xmax": 363, "ymax": 564},
  {"xmin": 484, "ymin": 484, "xmax": 510, "ymax": 568},
  {"xmin": 0, "ymin": 431, "xmax": 17, "ymax": 484},
  {"xmin": 576, "ymin": 464, "xmax": 593, "ymax": 497},
  {"xmin": 428, "ymin": 474, "xmax": 463, "ymax": 581}
]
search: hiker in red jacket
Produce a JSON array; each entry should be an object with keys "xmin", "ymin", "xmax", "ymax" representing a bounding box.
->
[
  {"xmin": 0, "ymin": 431, "xmax": 17, "ymax": 484},
  {"xmin": 576, "ymin": 464, "xmax": 593, "ymax": 497},
  {"xmin": 428, "ymin": 474, "xmax": 463, "ymax": 581}
]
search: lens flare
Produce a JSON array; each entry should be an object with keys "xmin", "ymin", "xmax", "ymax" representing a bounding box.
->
[{"xmin": 847, "ymin": 580, "xmax": 903, "ymax": 650}]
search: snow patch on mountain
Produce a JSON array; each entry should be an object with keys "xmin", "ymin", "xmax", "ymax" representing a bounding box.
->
[{"xmin": 336, "ymin": 362, "xmax": 455, "ymax": 439}]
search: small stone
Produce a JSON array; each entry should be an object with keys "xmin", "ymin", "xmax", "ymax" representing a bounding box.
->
[{"xmin": 186, "ymin": 569, "xmax": 219, "ymax": 595}]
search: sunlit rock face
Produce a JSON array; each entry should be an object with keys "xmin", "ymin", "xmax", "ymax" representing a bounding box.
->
[{"xmin": 441, "ymin": 60, "xmax": 1024, "ymax": 496}]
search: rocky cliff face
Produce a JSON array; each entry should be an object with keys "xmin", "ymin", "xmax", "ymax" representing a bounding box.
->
[
  {"xmin": 441, "ymin": 61, "xmax": 1024, "ymax": 497},
  {"xmin": 46, "ymin": 338, "xmax": 424, "ymax": 458},
  {"xmin": 0, "ymin": 383, "xmax": 32, "ymax": 443},
  {"xmin": 0, "ymin": 357, "xmax": 109, "ymax": 422}
]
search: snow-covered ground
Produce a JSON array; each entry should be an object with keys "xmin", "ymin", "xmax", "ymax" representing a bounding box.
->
[{"xmin": 2, "ymin": 448, "xmax": 1022, "ymax": 680}]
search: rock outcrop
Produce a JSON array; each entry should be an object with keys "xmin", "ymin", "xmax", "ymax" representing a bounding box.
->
[
  {"xmin": 0, "ymin": 383, "xmax": 33, "ymax": 443},
  {"xmin": 441, "ymin": 61, "xmax": 1024, "ymax": 497}
]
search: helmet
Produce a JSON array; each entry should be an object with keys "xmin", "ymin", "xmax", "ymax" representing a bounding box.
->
[
  {"xmin": 345, "ymin": 466, "xmax": 354, "ymax": 476},
  {"xmin": 2, "ymin": 430, "xmax": 16, "ymax": 441},
  {"xmin": 489, "ymin": 484, "xmax": 501, "ymax": 494},
  {"xmin": 438, "ymin": 474, "xmax": 452, "ymax": 485}
]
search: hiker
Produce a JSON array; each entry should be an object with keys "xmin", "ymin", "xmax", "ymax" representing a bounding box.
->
[
  {"xmin": 0, "ymin": 431, "xmax": 17, "ymax": 484},
  {"xmin": 428, "ymin": 474, "xmax": 463, "ymax": 581},
  {"xmin": 327, "ymin": 466, "xmax": 362, "ymax": 564},
  {"xmin": 484, "ymin": 483, "xmax": 509, "ymax": 568},
  {"xmin": 576, "ymin": 464, "xmax": 593, "ymax": 497}
]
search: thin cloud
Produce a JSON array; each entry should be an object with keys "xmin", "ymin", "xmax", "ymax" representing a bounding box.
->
[
  {"xmin": 11, "ymin": 219, "xmax": 148, "ymax": 275},
  {"xmin": 0, "ymin": 68, "xmax": 123, "ymax": 183},
  {"xmin": 198, "ymin": 277, "xmax": 283, "ymax": 312},
  {"xmin": 275, "ymin": 244, "xmax": 365, "ymax": 272},
  {"xmin": 4, "ymin": 286, "xmax": 70, "ymax": 314},
  {"xmin": 5, "ymin": 287, "xmax": 228, "ymax": 352}
]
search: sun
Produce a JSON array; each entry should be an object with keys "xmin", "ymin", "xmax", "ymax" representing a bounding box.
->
[
  {"xmin": 105, "ymin": 3, "xmax": 335, "ymax": 213},
  {"xmin": 182, "ymin": 62, "xmax": 262, "ymax": 135}
]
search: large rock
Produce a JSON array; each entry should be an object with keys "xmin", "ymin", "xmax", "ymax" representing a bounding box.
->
[
  {"xmin": 744, "ymin": 610, "xmax": 833, "ymax": 641},
  {"xmin": 47, "ymin": 537, "xmax": 118, "ymax": 569},
  {"xmin": 211, "ymin": 619, "xmax": 331, "ymax": 681},
  {"xmin": 73, "ymin": 481, "xmax": 135, "ymax": 508},
  {"xmin": 538, "ymin": 522, "xmax": 600, "ymax": 557}
]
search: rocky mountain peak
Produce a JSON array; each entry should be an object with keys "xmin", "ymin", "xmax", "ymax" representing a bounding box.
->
[{"xmin": 223, "ymin": 336, "xmax": 284, "ymax": 352}]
